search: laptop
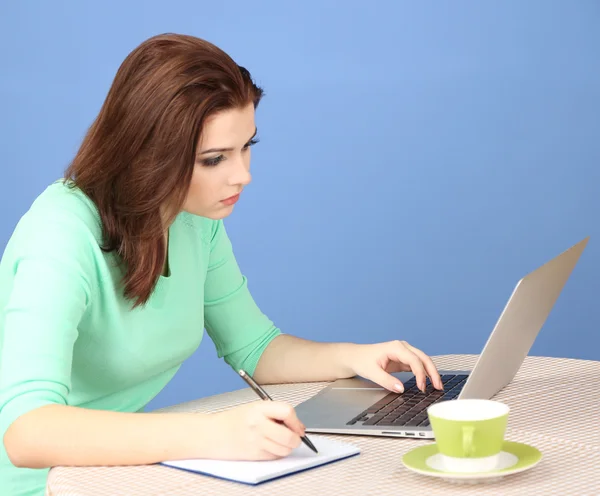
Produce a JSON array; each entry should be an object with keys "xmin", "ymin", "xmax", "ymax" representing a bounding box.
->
[{"xmin": 295, "ymin": 236, "xmax": 589, "ymax": 439}]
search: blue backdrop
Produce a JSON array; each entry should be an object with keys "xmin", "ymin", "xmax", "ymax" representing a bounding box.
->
[{"xmin": 1, "ymin": 1, "xmax": 598, "ymax": 411}]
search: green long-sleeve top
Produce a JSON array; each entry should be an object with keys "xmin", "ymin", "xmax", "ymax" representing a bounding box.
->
[{"xmin": 0, "ymin": 180, "xmax": 281, "ymax": 495}]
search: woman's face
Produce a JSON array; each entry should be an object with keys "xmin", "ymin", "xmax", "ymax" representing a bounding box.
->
[{"xmin": 182, "ymin": 103, "xmax": 257, "ymax": 219}]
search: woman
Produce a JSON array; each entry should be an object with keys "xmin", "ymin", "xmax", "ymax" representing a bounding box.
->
[{"xmin": 0, "ymin": 33, "xmax": 443, "ymax": 495}]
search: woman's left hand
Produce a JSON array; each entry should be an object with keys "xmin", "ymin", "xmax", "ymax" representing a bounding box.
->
[{"xmin": 342, "ymin": 340, "xmax": 444, "ymax": 393}]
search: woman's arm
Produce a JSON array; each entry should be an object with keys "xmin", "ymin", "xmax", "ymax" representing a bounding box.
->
[
  {"xmin": 254, "ymin": 334, "xmax": 444, "ymax": 393},
  {"xmin": 253, "ymin": 334, "xmax": 356, "ymax": 383},
  {"xmin": 199, "ymin": 220, "xmax": 442, "ymax": 392},
  {"xmin": 5, "ymin": 400, "xmax": 307, "ymax": 468},
  {"xmin": 202, "ymin": 219, "xmax": 282, "ymax": 375},
  {"xmin": 4, "ymin": 404, "xmax": 205, "ymax": 468}
]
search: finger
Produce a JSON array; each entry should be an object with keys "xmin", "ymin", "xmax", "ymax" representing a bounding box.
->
[
  {"xmin": 259, "ymin": 401, "xmax": 305, "ymax": 436},
  {"xmin": 366, "ymin": 366, "xmax": 407, "ymax": 393},
  {"xmin": 406, "ymin": 344, "xmax": 443, "ymax": 390},
  {"xmin": 257, "ymin": 449, "xmax": 280, "ymax": 461},
  {"xmin": 391, "ymin": 343, "xmax": 428, "ymax": 392},
  {"xmin": 260, "ymin": 438, "xmax": 293, "ymax": 459},
  {"xmin": 262, "ymin": 417, "xmax": 302, "ymax": 450},
  {"xmin": 383, "ymin": 361, "xmax": 412, "ymax": 373}
]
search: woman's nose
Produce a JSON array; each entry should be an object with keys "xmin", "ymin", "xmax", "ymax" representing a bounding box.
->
[{"xmin": 228, "ymin": 157, "xmax": 252, "ymax": 186}]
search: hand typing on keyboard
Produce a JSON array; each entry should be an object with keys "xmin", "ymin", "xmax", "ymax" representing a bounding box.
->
[
  {"xmin": 347, "ymin": 374, "xmax": 467, "ymax": 427},
  {"xmin": 339, "ymin": 340, "xmax": 443, "ymax": 393}
]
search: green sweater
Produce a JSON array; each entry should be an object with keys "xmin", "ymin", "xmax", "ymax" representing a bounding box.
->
[{"xmin": 0, "ymin": 180, "xmax": 281, "ymax": 495}]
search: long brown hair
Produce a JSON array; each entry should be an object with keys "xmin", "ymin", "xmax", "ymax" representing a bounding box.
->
[{"xmin": 64, "ymin": 33, "xmax": 263, "ymax": 308}]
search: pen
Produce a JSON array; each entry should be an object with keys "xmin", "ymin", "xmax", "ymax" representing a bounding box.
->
[{"xmin": 238, "ymin": 369, "xmax": 318, "ymax": 454}]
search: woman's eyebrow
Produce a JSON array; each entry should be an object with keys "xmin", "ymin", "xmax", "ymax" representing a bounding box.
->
[{"xmin": 198, "ymin": 128, "xmax": 258, "ymax": 155}]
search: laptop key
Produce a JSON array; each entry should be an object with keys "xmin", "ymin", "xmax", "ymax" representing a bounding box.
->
[
  {"xmin": 365, "ymin": 394, "xmax": 398, "ymax": 413},
  {"xmin": 346, "ymin": 412, "xmax": 368, "ymax": 425},
  {"xmin": 375, "ymin": 418, "xmax": 405, "ymax": 426},
  {"xmin": 362, "ymin": 413, "xmax": 387, "ymax": 425},
  {"xmin": 375, "ymin": 414, "xmax": 412, "ymax": 426},
  {"xmin": 401, "ymin": 410, "xmax": 421, "ymax": 420},
  {"xmin": 412, "ymin": 413, "xmax": 428, "ymax": 423},
  {"xmin": 394, "ymin": 414, "xmax": 418, "ymax": 425}
]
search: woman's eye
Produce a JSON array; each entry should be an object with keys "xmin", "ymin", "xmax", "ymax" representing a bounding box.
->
[
  {"xmin": 201, "ymin": 138, "xmax": 258, "ymax": 166},
  {"xmin": 202, "ymin": 155, "xmax": 225, "ymax": 167}
]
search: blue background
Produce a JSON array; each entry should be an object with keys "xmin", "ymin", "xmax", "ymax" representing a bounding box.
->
[{"xmin": 1, "ymin": 1, "xmax": 598, "ymax": 411}]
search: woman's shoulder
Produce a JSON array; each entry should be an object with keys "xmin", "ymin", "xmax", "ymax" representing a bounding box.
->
[
  {"xmin": 29, "ymin": 179, "xmax": 102, "ymax": 234},
  {"xmin": 0, "ymin": 180, "xmax": 106, "ymax": 295},
  {"xmin": 9, "ymin": 179, "xmax": 103, "ymax": 254}
]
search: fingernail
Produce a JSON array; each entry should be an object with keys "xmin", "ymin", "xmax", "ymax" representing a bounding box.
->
[{"xmin": 394, "ymin": 383, "xmax": 404, "ymax": 393}]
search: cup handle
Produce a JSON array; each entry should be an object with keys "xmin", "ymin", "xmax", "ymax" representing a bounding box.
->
[{"xmin": 462, "ymin": 426, "xmax": 475, "ymax": 457}]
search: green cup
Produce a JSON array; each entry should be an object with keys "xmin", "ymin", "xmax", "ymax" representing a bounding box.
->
[{"xmin": 427, "ymin": 399, "xmax": 509, "ymax": 473}]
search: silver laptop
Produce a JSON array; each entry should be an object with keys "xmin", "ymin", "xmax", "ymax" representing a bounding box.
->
[{"xmin": 295, "ymin": 237, "xmax": 589, "ymax": 439}]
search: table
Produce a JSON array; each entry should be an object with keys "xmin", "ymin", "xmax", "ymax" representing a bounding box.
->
[{"xmin": 47, "ymin": 355, "xmax": 600, "ymax": 495}]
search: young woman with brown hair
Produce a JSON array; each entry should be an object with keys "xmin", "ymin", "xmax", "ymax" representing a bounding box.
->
[{"xmin": 0, "ymin": 33, "xmax": 442, "ymax": 495}]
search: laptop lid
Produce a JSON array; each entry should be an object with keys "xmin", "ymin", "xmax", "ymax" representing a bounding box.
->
[{"xmin": 458, "ymin": 236, "xmax": 589, "ymax": 400}]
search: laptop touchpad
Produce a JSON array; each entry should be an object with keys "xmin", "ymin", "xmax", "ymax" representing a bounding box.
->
[{"xmin": 296, "ymin": 388, "xmax": 391, "ymax": 427}]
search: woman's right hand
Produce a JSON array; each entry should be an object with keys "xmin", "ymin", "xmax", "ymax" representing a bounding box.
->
[{"xmin": 204, "ymin": 401, "xmax": 306, "ymax": 461}]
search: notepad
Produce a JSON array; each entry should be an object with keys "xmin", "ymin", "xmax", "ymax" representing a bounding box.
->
[{"xmin": 160, "ymin": 435, "xmax": 360, "ymax": 485}]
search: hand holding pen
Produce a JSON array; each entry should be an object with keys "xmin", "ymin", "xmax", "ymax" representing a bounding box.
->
[{"xmin": 239, "ymin": 369, "xmax": 318, "ymax": 454}]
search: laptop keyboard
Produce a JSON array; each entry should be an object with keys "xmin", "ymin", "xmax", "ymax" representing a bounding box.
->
[{"xmin": 346, "ymin": 374, "xmax": 468, "ymax": 428}]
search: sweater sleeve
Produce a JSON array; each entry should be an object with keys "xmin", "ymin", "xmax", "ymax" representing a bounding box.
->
[
  {"xmin": 203, "ymin": 220, "xmax": 280, "ymax": 375},
  {"xmin": 0, "ymin": 214, "xmax": 92, "ymax": 443}
]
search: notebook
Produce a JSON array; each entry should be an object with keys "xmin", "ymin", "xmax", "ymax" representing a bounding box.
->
[{"xmin": 160, "ymin": 435, "xmax": 360, "ymax": 485}]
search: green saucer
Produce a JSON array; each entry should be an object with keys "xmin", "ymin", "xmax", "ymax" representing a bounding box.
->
[{"xmin": 402, "ymin": 441, "xmax": 542, "ymax": 483}]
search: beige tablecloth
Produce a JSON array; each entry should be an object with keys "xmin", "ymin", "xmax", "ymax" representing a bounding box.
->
[{"xmin": 47, "ymin": 355, "xmax": 600, "ymax": 495}]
